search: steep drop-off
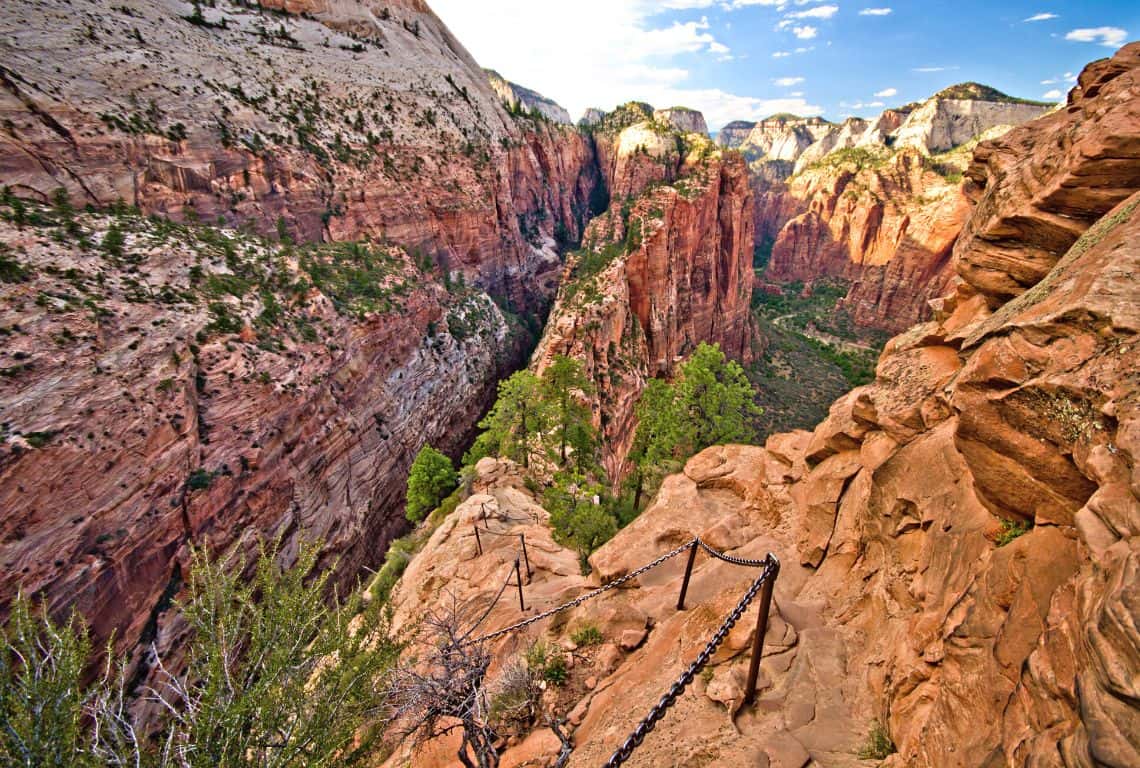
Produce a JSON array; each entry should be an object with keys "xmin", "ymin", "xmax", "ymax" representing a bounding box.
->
[
  {"xmin": 383, "ymin": 44, "xmax": 1140, "ymax": 768},
  {"xmin": 0, "ymin": 0, "xmax": 600, "ymax": 677},
  {"xmin": 534, "ymin": 113, "xmax": 755, "ymax": 477}
]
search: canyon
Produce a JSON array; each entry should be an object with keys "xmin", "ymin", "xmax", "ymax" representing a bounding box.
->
[
  {"xmin": 383, "ymin": 42, "xmax": 1140, "ymax": 768},
  {"xmin": 735, "ymin": 85, "xmax": 1054, "ymax": 333},
  {"xmin": 0, "ymin": 1, "xmax": 1138, "ymax": 767},
  {"xmin": 0, "ymin": 0, "xmax": 607, "ymax": 679}
]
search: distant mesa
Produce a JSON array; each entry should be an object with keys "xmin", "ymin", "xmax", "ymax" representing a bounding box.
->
[
  {"xmin": 580, "ymin": 102, "xmax": 709, "ymax": 138},
  {"xmin": 485, "ymin": 68, "xmax": 572, "ymax": 124},
  {"xmin": 719, "ymin": 81, "xmax": 1055, "ymax": 174}
]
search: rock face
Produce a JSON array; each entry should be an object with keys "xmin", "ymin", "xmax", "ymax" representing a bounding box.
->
[
  {"xmin": 534, "ymin": 136, "xmax": 755, "ymax": 476},
  {"xmin": 0, "ymin": 0, "xmax": 599, "ymax": 310},
  {"xmin": 0, "ymin": 0, "xmax": 601, "ymax": 680},
  {"xmin": 742, "ymin": 84, "xmax": 1052, "ymax": 333},
  {"xmin": 893, "ymin": 83, "xmax": 1055, "ymax": 154},
  {"xmin": 652, "ymin": 107, "xmax": 708, "ymax": 136},
  {"xmin": 755, "ymin": 148, "xmax": 969, "ymax": 331},
  {"xmin": 384, "ymin": 44, "xmax": 1140, "ymax": 768},
  {"xmin": 486, "ymin": 69, "xmax": 573, "ymax": 125}
]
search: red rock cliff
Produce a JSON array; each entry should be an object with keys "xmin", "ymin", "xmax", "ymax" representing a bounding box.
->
[
  {"xmin": 534, "ymin": 148, "xmax": 755, "ymax": 477},
  {"xmin": 754, "ymin": 147, "xmax": 968, "ymax": 332},
  {"xmin": 0, "ymin": 0, "xmax": 600, "ymax": 682}
]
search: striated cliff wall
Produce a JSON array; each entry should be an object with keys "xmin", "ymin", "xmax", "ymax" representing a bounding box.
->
[
  {"xmin": 754, "ymin": 147, "xmax": 969, "ymax": 331},
  {"xmin": 534, "ymin": 130, "xmax": 755, "ymax": 477},
  {"xmin": 0, "ymin": 0, "xmax": 602, "ymax": 678},
  {"xmin": 382, "ymin": 44, "xmax": 1140, "ymax": 768}
]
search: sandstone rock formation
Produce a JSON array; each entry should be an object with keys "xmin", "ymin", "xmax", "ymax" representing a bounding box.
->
[
  {"xmin": 755, "ymin": 147, "xmax": 970, "ymax": 331},
  {"xmin": 652, "ymin": 107, "xmax": 708, "ymax": 136},
  {"xmin": 487, "ymin": 69, "xmax": 573, "ymax": 124},
  {"xmin": 533, "ymin": 131, "xmax": 755, "ymax": 477},
  {"xmin": 0, "ymin": 0, "xmax": 601, "ymax": 682},
  {"xmin": 383, "ymin": 44, "xmax": 1140, "ymax": 768},
  {"xmin": 742, "ymin": 84, "xmax": 1052, "ymax": 333}
]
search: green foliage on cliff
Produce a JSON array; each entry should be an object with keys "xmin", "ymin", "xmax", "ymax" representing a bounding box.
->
[
  {"xmin": 406, "ymin": 444, "xmax": 458, "ymax": 522},
  {"xmin": 1, "ymin": 543, "xmax": 399, "ymax": 768},
  {"xmin": 625, "ymin": 342, "xmax": 761, "ymax": 514}
]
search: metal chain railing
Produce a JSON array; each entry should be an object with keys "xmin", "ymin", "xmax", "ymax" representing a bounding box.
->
[
  {"xmin": 458, "ymin": 560, "xmax": 518, "ymax": 642},
  {"xmin": 462, "ymin": 539, "xmax": 695, "ymax": 646},
  {"xmin": 602, "ymin": 555, "xmax": 779, "ymax": 768}
]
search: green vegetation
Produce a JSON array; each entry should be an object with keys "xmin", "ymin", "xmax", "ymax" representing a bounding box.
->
[
  {"xmin": 525, "ymin": 640, "xmax": 568, "ymax": 686},
  {"xmin": 857, "ymin": 720, "xmax": 896, "ymax": 760},
  {"xmin": 299, "ymin": 241, "xmax": 407, "ymax": 315},
  {"xmin": 570, "ymin": 623, "xmax": 603, "ymax": 647},
  {"xmin": 805, "ymin": 146, "xmax": 893, "ymax": 173},
  {"xmin": 749, "ymin": 278, "xmax": 885, "ymax": 435},
  {"xmin": 1, "ymin": 543, "xmax": 399, "ymax": 768},
  {"xmin": 996, "ymin": 518, "xmax": 1033, "ymax": 547},
  {"xmin": 933, "ymin": 81, "xmax": 1054, "ymax": 106},
  {"xmin": 0, "ymin": 598, "xmax": 91, "ymax": 767},
  {"xmin": 405, "ymin": 444, "xmax": 458, "ymax": 522},
  {"xmin": 625, "ymin": 342, "xmax": 761, "ymax": 514}
]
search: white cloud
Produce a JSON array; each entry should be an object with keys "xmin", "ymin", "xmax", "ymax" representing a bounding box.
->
[
  {"xmin": 1024, "ymin": 13, "xmax": 1058, "ymax": 22},
  {"xmin": 794, "ymin": 46, "xmax": 815, "ymax": 53},
  {"xmin": 1065, "ymin": 27, "xmax": 1127, "ymax": 48},
  {"xmin": 771, "ymin": 50, "xmax": 791, "ymax": 58},
  {"xmin": 789, "ymin": 91, "xmax": 804, "ymax": 97},
  {"xmin": 774, "ymin": 76, "xmax": 806, "ymax": 87},
  {"xmin": 913, "ymin": 65, "xmax": 959, "ymax": 72},
  {"xmin": 859, "ymin": 7, "xmax": 892, "ymax": 15},
  {"xmin": 793, "ymin": 25, "xmax": 818, "ymax": 39},
  {"xmin": 874, "ymin": 87, "xmax": 897, "ymax": 97},
  {"xmin": 786, "ymin": 4, "xmax": 838, "ymax": 20},
  {"xmin": 430, "ymin": 0, "xmax": 798, "ymax": 129},
  {"xmin": 1042, "ymin": 89, "xmax": 1063, "ymax": 99}
]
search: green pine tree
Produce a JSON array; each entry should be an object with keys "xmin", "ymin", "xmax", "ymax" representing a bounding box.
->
[
  {"xmin": 540, "ymin": 355, "xmax": 597, "ymax": 468},
  {"xmin": 406, "ymin": 444, "xmax": 457, "ymax": 522}
]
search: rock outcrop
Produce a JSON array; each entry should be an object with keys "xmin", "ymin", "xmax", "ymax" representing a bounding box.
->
[
  {"xmin": 383, "ymin": 44, "xmax": 1140, "ymax": 768},
  {"xmin": 534, "ymin": 139, "xmax": 755, "ymax": 476},
  {"xmin": 653, "ymin": 107, "xmax": 708, "ymax": 136},
  {"xmin": 0, "ymin": 0, "xmax": 601, "ymax": 681},
  {"xmin": 755, "ymin": 147, "xmax": 969, "ymax": 331},
  {"xmin": 486, "ymin": 69, "xmax": 573, "ymax": 125},
  {"xmin": 742, "ymin": 84, "xmax": 1052, "ymax": 333}
]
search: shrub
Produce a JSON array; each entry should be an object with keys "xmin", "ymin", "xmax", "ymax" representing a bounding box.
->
[
  {"xmin": 857, "ymin": 720, "xmax": 896, "ymax": 760},
  {"xmin": 0, "ymin": 596, "xmax": 93, "ymax": 767},
  {"xmin": 405, "ymin": 444, "xmax": 457, "ymax": 522},
  {"xmin": 996, "ymin": 518, "xmax": 1033, "ymax": 547},
  {"xmin": 525, "ymin": 640, "xmax": 568, "ymax": 686},
  {"xmin": 570, "ymin": 623, "xmax": 603, "ymax": 647}
]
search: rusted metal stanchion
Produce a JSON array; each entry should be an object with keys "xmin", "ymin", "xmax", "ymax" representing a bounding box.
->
[
  {"xmin": 676, "ymin": 539, "xmax": 699, "ymax": 610},
  {"xmin": 743, "ymin": 556, "xmax": 780, "ymax": 706},
  {"xmin": 514, "ymin": 558, "xmax": 526, "ymax": 611},
  {"xmin": 481, "ymin": 501, "xmax": 488, "ymax": 522},
  {"xmin": 519, "ymin": 533, "xmax": 532, "ymax": 578},
  {"xmin": 473, "ymin": 524, "xmax": 483, "ymax": 556}
]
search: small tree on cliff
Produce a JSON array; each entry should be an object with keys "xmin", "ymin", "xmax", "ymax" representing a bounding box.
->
[
  {"xmin": 673, "ymin": 342, "xmax": 760, "ymax": 450},
  {"xmin": 625, "ymin": 343, "xmax": 760, "ymax": 514},
  {"xmin": 467, "ymin": 370, "xmax": 549, "ymax": 469},
  {"xmin": 406, "ymin": 444, "xmax": 458, "ymax": 522},
  {"xmin": 545, "ymin": 472, "xmax": 617, "ymax": 568},
  {"xmin": 540, "ymin": 355, "xmax": 597, "ymax": 469},
  {"xmin": 625, "ymin": 377, "xmax": 685, "ymax": 515}
]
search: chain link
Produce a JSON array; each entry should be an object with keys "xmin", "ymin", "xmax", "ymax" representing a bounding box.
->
[
  {"xmin": 602, "ymin": 557, "xmax": 777, "ymax": 768},
  {"xmin": 696, "ymin": 538, "xmax": 770, "ymax": 568},
  {"xmin": 462, "ymin": 539, "xmax": 696, "ymax": 646}
]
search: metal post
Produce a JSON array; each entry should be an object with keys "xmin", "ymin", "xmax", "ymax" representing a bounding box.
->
[
  {"xmin": 744, "ymin": 556, "xmax": 780, "ymax": 706},
  {"xmin": 520, "ymin": 533, "xmax": 532, "ymax": 578},
  {"xmin": 514, "ymin": 558, "xmax": 526, "ymax": 611},
  {"xmin": 676, "ymin": 539, "xmax": 699, "ymax": 610},
  {"xmin": 481, "ymin": 502, "xmax": 488, "ymax": 522},
  {"xmin": 474, "ymin": 525, "xmax": 483, "ymax": 556}
]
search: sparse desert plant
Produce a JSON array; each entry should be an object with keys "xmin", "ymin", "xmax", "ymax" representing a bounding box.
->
[
  {"xmin": 525, "ymin": 639, "xmax": 568, "ymax": 686},
  {"xmin": 857, "ymin": 720, "xmax": 896, "ymax": 760},
  {"xmin": 570, "ymin": 623, "xmax": 603, "ymax": 647},
  {"xmin": 996, "ymin": 518, "xmax": 1033, "ymax": 547}
]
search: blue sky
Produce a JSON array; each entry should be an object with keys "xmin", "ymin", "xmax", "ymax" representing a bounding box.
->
[{"xmin": 430, "ymin": 1, "xmax": 1137, "ymax": 129}]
